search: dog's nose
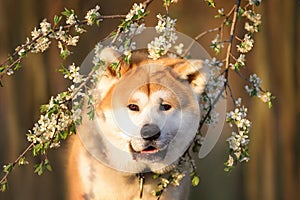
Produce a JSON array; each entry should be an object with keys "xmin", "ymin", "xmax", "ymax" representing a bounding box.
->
[{"xmin": 140, "ymin": 124, "xmax": 161, "ymax": 141}]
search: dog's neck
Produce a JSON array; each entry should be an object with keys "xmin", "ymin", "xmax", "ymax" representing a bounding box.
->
[{"xmin": 68, "ymin": 135, "xmax": 188, "ymax": 200}]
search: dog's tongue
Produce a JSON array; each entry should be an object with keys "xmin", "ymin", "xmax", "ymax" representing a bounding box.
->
[{"xmin": 141, "ymin": 146, "xmax": 158, "ymax": 154}]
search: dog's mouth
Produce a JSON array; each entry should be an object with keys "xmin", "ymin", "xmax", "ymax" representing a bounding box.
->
[
  {"xmin": 129, "ymin": 143, "xmax": 159, "ymax": 154},
  {"xmin": 129, "ymin": 142, "xmax": 167, "ymax": 162},
  {"xmin": 140, "ymin": 146, "xmax": 159, "ymax": 154}
]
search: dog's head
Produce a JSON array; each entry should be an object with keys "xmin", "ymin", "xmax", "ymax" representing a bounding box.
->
[{"xmin": 88, "ymin": 48, "xmax": 209, "ymax": 173}]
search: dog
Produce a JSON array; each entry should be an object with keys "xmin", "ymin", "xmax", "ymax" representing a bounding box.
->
[{"xmin": 67, "ymin": 47, "xmax": 209, "ymax": 200}]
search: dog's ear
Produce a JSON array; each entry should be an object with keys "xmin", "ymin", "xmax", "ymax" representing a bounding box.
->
[
  {"xmin": 98, "ymin": 47, "xmax": 126, "ymax": 77},
  {"xmin": 99, "ymin": 47, "xmax": 122, "ymax": 64},
  {"xmin": 171, "ymin": 59, "xmax": 210, "ymax": 96},
  {"xmin": 99, "ymin": 48, "xmax": 149, "ymax": 78}
]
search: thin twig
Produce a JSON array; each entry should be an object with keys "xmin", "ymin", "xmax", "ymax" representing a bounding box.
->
[
  {"xmin": 182, "ymin": 27, "xmax": 220, "ymax": 57},
  {"xmin": 111, "ymin": 0, "xmax": 154, "ymax": 45},
  {"xmin": 0, "ymin": 143, "xmax": 34, "ymax": 184},
  {"xmin": 184, "ymin": 0, "xmax": 242, "ymax": 158},
  {"xmin": 143, "ymin": 0, "xmax": 154, "ymax": 10},
  {"xmin": 199, "ymin": 85, "xmax": 226, "ymax": 130},
  {"xmin": 0, "ymin": 14, "xmax": 127, "ymax": 81},
  {"xmin": 226, "ymin": 82, "xmax": 236, "ymax": 106},
  {"xmin": 225, "ymin": 1, "xmax": 241, "ymax": 70}
]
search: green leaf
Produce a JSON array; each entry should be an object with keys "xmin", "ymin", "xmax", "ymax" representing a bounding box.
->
[
  {"xmin": 54, "ymin": 15, "xmax": 62, "ymax": 25},
  {"xmin": 18, "ymin": 157, "xmax": 29, "ymax": 166},
  {"xmin": 0, "ymin": 179, "xmax": 8, "ymax": 192},
  {"xmin": 152, "ymin": 173, "xmax": 161, "ymax": 179},
  {"xmin": 33, "ymin": 143, "xmax": 43, "ymax": 156},
  {"xmin": 191, "ymin": 175, "xmax": 200, "ymax": 186},
  {"xmin": 34, "ymin": 159, "xmax": 52, "ymax": 176},
  {"xmin": 205, "ymin": 0, "xmax": 216, "ymax": 7},
  {"xmin": 40, "ymin": 104, "xmax": 49, "ymax": 113},
  {"xmin": 60, "ymin": 130, "xmax": 69, "ymax": 140},
  {"xmin": 163, "ymin": 0, "xmax": 172, "ymax": 7},
  {"xmin": 3, "ymin": 163, "xmax": 13, "ymax": 174},
  {"xmin": 87, "ymin": 106, "xmax": 95, "ymax": 120},
  {"xmin": 124, "ymin": 55, "xmax": 131, "ymax": 65},
  {"xmin": 238, "ymin": 7, "xmax": 244, "ymax": 18},
  {"xmin": 60, "ymin": 49, "xmax": 71, "ymax": 60},
  {"xmin": 224, "ymin": 166, "xmax": 233, "ymax": 172},
  {"xmin": 155, "ymin": 190, "xmax": 163, "ymax": 197},
  {"xmin": 61, "ymin": 8, "xmax": 74, "ymax": 17},
  {"xmin": 0, "ymin": 66, "xmax": 6, "ymax": 73},
  {"xmin": 96, "ymin": 18, "xmax": 102, "ymax": 26},
  {"xmin": 34, "ymin": 162, "xmax": 43, "ymax": 175},
  {"xmin": 214, "ymin": 14, "xmax": 222, "ymax": 19},
  {"xmin": 110, "ymin": 62, "xmax": 121, "ymax": 76},
  {"xmin": 14, "ymin": 62, "xmax": 22, "ymax": 71},
  {"xmin": 268, "ymin": 101, "xmax": 272, "ymax": 109},
  {"xmin": 44, "ymin": 159, "xmax": 52, "ymax": 172},
  {"xmin": 225, "ymin": 19, "xmax": 232, "ymax": 26},
  {"xmin": 69, "ymin": 123, "xmax": 76, "ymax": 135}
]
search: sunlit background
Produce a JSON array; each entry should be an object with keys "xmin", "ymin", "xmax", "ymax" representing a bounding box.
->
[{"xmin": 0, "ymin": 0, "xmax": 299, "ymax": 199}]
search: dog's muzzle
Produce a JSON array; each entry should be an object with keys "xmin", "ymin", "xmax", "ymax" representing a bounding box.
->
[
  {"xmin": 129, "ymin": 123, "xmax": 168, "ymax": 162},
  {"xmin": 140, "ymin": 124, "xmax": 161, "ymax": 141}
]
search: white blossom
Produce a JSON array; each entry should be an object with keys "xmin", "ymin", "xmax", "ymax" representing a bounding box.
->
[
  {"xmin": 52, "ymin": 26, "xmax": 66, "ymax": 40},
  {"xmin": 174, "ymin": 43, "xmax": 184, "ymax": 55},
  {"xmin": 6, "ymin": 69, "xmax": 14, "ymax": 76},
  {"xmin": 243, "ymin": 10, "xmax": 261, "ymax": 25},
  {"xmin": 218, "ymin": 8, "xmax": 224, "ymax": 15},
  {"xmin": 64, "ymin": 63, "xmax": 84, "ymax": 84},
  {"xmin": 245, "ymin": 22, "xmax": 258, "ymax": 33},
  {"xmin": 235, "ymin": 98, "xmax": 242, "ymax": 106},
  {"xmin": 66, "ymin": 14, "xmax": 77, "ymax": 25},
  {"xmin": 148, "ymin": 36, "xmax": 171, "ymax": 60},
  {"xmin": 237, "ymin": 34, "xmax": 254, "ymax": 53},
  {"xmin": 75, "ymin": 25, "xmax": 86, "ymax": 34},
  {"xmin": 27, "ymin": 93, "xmax": 74, "ymax": 147},
  {"xmin": 160, "ymin": 178, "xmax": 170, "ymax": 187},
  {"xmin": 226, "ymin": 155, "xmax": 234, "ymax": 167},
  {"xmin": 199, "ymin": 58, "xmax": 226, "ymax": 126},
  {"xmin": 57, "ymin": 41, "xmax": 64, "ymax": 54},
  {"xmin": 31, "ymin": 37, "xmax": 51, "ymax": 53},
  {"xmin": 245, "ymin": 73, "xmax": 262, "ymax": 96},
  {"xmin": 148, "ymin": 15, "xmax": 177, "ymax": 59},
  {"xmin": 17, "ymin": 47, "xmax": 26, "ymax": 57},
  {"xmin": 237, "ymin": 54, "xmax": 245, "ymax": 66},
  {"xmin": 171, "ymin": 171, "xmax": 185, "ymax": 186},
  {"xmin": 92, "ymin": 43, "xmax": 104, "ymax": 66},
  {"xmin": 227, "ymin": 134, "xmax": 241, "ymax": 151},
  {"xmin": 249, "ymin": 0, "xmax": 262, "ymax": 6},
  {"xmin": 31, "ymin": 28, "xmax": 40, "ymax": 40},
  {"xmin": 66, "ymin": 35, "xmax": 79, "ymax": 46},
  {"xmin": 225, "ymin": 97, "xmax": 251, "ymax": 165},
  {"xmin": 155, "ymin": 20, "xmax": 166, "ymax": 33},
  {"xmin": 127, "ymin": 23, "xmax": 145, "ymax": 36},
  {"xmin": 50, "ymin": 142, "xmax": 61, "ymax": 148},
  {"xmin": 258, "ymin": 91, "xmax": 272, "ymax": 103},
  {"xmin": 85, "ymin": 5, "xmax": 101, "ymax": 25},
  {"xmin": 210, "ymin": 34, "xmax": 224, "ymax": 54},
  {"xmin": 125, "ymin": 3, "xmax": 144, "ymax": 21},
  {"xmin": 240, "ymin": 156, "xmax": 250, "ymax": 162},
  {"xmin": 249, "ymin": 73, "xmax": 262, "ymax": 88},
  {"xmin": 39, "ymin": 19, "xmax": 51, "ymax": 36}
]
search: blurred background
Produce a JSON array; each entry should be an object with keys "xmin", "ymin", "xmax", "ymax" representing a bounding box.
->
[{"xmin": 0, "ymin": 0, "xmax": 299, "ymax": 199}]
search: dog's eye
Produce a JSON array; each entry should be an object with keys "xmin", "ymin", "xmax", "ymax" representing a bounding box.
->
[
  {"xmin": 160, "ymin": 104, "xmax": 172, "ymax": 111},
  {"xmin": 128, "ymin": 104, "xmax": 140, "ymax": 112}
]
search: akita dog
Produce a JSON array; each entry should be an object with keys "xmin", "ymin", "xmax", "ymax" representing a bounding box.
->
[{"xmin": 67, "ymin": 48, "xmax": 209, "ymax": 200}]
